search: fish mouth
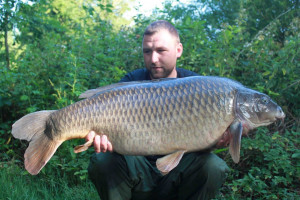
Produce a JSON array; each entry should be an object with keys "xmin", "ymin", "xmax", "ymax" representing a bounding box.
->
[
  {"xmin": 271, "ymin": 111, "xmax": 285, "ymax": 127},
  {"xmin": 276, "ymin": 107, "xmax": 285, "ymax": 119},
  {"xmin": 272, "ymin": 106, "xmax": 285, "ymax": 127},
  {"xmin": 260, "ymin": 115, "xmax": 285, "ymax": 128},
  {"xmin": 271, "ymin": 107, "xmax": 285, "ymax": 126}
]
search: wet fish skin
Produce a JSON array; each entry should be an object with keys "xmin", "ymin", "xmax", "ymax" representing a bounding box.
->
[
  {"xmin": 11, "ymin": 76, "xmax": 285, "ymax": 175},
  {"xmin": 50, "ymin": 76, "xmax": 237, "ymax": 154}
]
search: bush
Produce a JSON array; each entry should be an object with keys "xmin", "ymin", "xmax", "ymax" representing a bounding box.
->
[{"xmin": 218, "ymin": 128, "xmax": 299, "ymax": 199}]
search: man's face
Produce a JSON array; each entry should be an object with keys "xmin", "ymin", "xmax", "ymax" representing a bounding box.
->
[{"xmin": 142, "ymin": 30, "xmax": 183, "ymax": 79}]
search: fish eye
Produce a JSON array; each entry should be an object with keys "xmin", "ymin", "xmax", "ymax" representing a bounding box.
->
[{"xmin": 261, "ymin": 96, "xmax": 269, "ymax": 104}]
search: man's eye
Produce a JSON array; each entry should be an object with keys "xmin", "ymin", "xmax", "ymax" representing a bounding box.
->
[{"xmin": 143, "ymin": 50, "xmax": 151, "ymax": 54}]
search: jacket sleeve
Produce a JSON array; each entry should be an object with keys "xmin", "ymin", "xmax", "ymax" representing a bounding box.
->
[{"xmin": 119, "ymin": 69, "xmax": 150, "ymax": 82}]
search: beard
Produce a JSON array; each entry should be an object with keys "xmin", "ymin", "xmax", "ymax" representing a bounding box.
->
[{"xmin": 149, "ymin": 66, "xmax": 174, "ymax": 79}]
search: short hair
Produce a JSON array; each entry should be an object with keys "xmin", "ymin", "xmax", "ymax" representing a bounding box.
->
[{"xmin": 143, "ymin": 20, "xmax": 180, "ymax": 43}]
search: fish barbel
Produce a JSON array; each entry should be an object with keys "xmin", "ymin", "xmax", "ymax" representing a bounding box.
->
[{"xmin": 12, "ymin": 76, "xmax": 285, "ymax": 175}]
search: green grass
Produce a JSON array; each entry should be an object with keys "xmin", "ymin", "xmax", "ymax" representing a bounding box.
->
[{"xmin": 0, "ymin": 161, "xmax": 99, "ymax": 200}]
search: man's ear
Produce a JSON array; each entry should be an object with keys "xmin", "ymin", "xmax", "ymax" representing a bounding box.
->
[{"xmin": 176, "ymin": 43, "xmax": 183, "ymax": 58}]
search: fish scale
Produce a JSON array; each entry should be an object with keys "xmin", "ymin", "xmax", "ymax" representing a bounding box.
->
[{"xmin": 11, "ymin": 76, "xmax": 285, "ymax": 175}]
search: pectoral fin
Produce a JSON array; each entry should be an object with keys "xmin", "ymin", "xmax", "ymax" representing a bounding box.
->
[
  {"xmin": 74, "ymin": 140, "xmax": 93, "ymax": 153},
  {"xmin": 156, "ymin": 150, "xmax": 186, "ymax": 175},
  {"xmin": 229, "ymin": 121, "xmax": 243, "ymax": 163}
]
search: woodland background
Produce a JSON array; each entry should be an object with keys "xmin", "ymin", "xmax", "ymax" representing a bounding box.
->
[{"xmin": 0, "ymin": 0, "xmax": 299, "ymax": 199}]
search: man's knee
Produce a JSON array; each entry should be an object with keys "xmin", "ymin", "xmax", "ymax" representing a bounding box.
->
[
  {"xmin": 202, "ymin": 153, "xmax": 229, "ymax": 190},
  {"xmin": 88, "ymin": 152, "xmax": 126, "ymax": 178},
  {"xmin": 205, "ymin": 153, "xmax": 229, "ymax": 175}
]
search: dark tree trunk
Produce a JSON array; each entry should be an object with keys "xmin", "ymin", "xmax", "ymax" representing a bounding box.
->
[{"xmin": 4, "ymin": 10, "xmax": 10, "ymax": 69}]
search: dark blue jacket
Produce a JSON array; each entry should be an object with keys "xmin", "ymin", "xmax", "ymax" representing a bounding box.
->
[{"xmin": 120, "ymin": 68, "xmax": 199, "ymax": 82}]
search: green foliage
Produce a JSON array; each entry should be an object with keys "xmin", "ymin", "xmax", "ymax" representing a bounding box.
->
[
  {"xmin": 0, "ymin": 0, "xmax": 299, "ymax": 199},
  {"xmin": 40, "ymin": 140, "xmax": 94, "ymax": 183},
  {"xmin": 218, "ymin": 128, "xmax": 299, "ymax": 199}
]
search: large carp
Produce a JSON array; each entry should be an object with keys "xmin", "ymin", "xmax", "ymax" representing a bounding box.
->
[{"xmin": 12, "ymin": 76, "xmax": 285, "ymax": 175}]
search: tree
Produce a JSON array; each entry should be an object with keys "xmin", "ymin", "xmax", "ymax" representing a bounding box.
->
[{"xmin": 0, "ymin": 0, "xmax": 18, "ymax": 69}]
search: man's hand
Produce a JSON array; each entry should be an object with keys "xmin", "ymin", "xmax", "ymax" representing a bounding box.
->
[
  {"xmin": 86, "ymin": 131, "xmax": 113, "ymax": 153},
  {"xmin": 216, "ymin": 130, "xmax": 231, "ymax": 147}
]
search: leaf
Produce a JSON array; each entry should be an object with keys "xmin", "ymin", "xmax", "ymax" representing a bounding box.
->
[
  {"xmin": 26, "ymin": 106, "xmax": 37, "ymax": 113},
  {"xmin": 20, "ymin": 95, "xmax": 29, "ymax": 101},
  {"xmin": 262, "ymin": 71, "xmax": 271, "ymax": 76},
  {"xmin": 282, "ymin": 68, "xmax": 286, "ymax": 75},
  {"xmin": 291, "ymin": 153, "xmax": 300, "ymax": 159},
  {"xmin": 214, "ymin": 148, "xmax": 228, "ymax": 154}
]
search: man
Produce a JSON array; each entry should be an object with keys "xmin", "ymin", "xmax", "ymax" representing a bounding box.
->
[{"xmin": 87, "ymin": 20, "xmax": 229, "ymax": 200}]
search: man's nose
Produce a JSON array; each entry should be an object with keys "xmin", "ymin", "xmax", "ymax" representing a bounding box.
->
[{"xmin": 151, "ymin": 52, "xmax": 159, "ymax": 63}]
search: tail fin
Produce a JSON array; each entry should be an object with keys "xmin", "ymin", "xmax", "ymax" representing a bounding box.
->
[{"xmin": 12, "ymin": 110, "xmax": 63, "ymax": 175}]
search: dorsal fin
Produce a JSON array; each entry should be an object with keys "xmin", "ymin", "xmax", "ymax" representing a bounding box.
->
[
  {"xmin": 79, "ymin": 78, "xmax": 177, "ymax": 99},
  {"xmin": 79, "ymin": 81, "xmax": 142, "ymax": 99}
]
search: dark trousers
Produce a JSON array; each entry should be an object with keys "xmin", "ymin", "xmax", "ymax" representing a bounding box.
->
[{"xmin": 88, "ymin": 152, "xmax": 229, "ymax": 200}]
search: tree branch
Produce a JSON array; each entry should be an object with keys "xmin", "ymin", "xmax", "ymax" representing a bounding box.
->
[{"xmin": 235, "ymin": 8, "xmax": 293, "ymax": 60}]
